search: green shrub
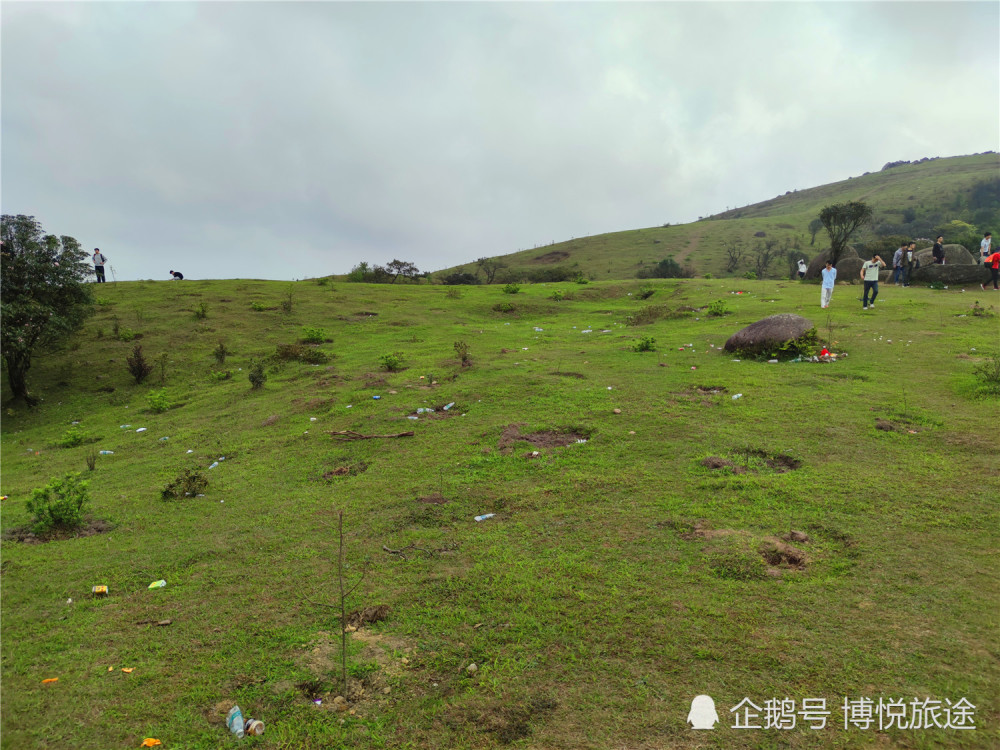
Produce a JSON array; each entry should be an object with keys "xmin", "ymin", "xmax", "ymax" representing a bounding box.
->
[
  {"xmin": 633, "ymin": 336, "xmax": 656, "ymax": 352},
  {"xmin": 146, "ymin": 388, "xmax": 172, "ymax": 413},
  {"xmin": 445, "ymin": 287, "xmax": 462, "ymax": 299},
  {"xmin": 213, "ymin": 340, "xmax": 230, "ymax": 365},
  {"xmin": 85, "ymin": 450, "xmax": 97, "ymax": 471},
  {"xmin": 744, "ymin": 271, "xmax": 758, "ymax": 280},
  {"xmin": 574, "ymin": 276, "xmax": 590, "ymax": 285},
  {"xmin": 95, "ymin": 296, "xmax": 114, "ymax": 307},
  {"xmin": 248, "ymin": 360, "xmax": 267, "ymax": 389},
  {"xmin": 209, "ymin": 370, "xmax": 233, "ymax": 382},
  {"xmin": 454, "ymin": 340, "xmax": 471, "ymax": 366},
  {"xmin": 276, "ymin": 343, "xmax": 329, "ymax": 364},
  {"xmin": 502, "ymin": 283, "xmax": 521, "ymax": 295},
  {"xmin": 379, "ymin": 352, "xmax": 404, "ymax": 372},
  {"xmin": 638, "ymin": 288, "xmax": 656, "ymax": 300},
  {"xmin": 281, "ymin": 286, "xmax": 294, "ymax": 312},
  {"xmin": 117, "ymin": 326, "xmax": 137, "ymax": 342},
  {"xmin": 55, "ymin": 426, "xmax": 98, "ymax": 448},
  {"xmin": 493, "ymin": 301, "xmax": 515, "ymax": 313},
  {"xmin": 549, "ymin": 289, "xmax": 565, "ymax": 301},
  {"xmin": 301, "ymin": 326, "xmax": 328, "ymax": 344},
  {"xmin": 250, "ymin": 301, "xmax": 268, "ymax": 312},
  {"xmin": 928, "ymin": 281, "xmax": 945, "ymax": 290},
  {"xmin": 703, "ymin": 273, "xmax": 714, "ymax": 279},
  {"xmin": 625, "ymin": 304, "xmax": 690, "ymax": 326},
  {"xmin": 161, "ymin": 469, "xmax": 209, "ymax": 500},
  {"xmin": 193, "ymin": 302, "xmax": 208, "ymax": 320},
  {"xmin": 706, "ymin": 300, "xmax": 730, "ymax": 317},
  {"xmin": 26, "ymin": 472, "xmax": 91, "ymax": 534},
  {"xmin": 973, "ymin": 352, "xmax": 1000, "ymax": 397}
]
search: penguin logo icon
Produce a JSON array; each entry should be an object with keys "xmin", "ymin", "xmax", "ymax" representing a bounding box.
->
[{"xmin": 687, "ymin": 695, "xmax": 719, "ymax": 729}]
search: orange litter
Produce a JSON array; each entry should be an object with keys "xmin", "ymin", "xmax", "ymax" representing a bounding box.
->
[
  {"xmin": 121, "ymin": 667, "xmax": 135, "ymax": 673},
  {"xmin": 42, "ymin": 678, "xmax": 59, "ymax": 684},
  {"xmin": 140, "ymin": 740, "xmax": 162, "ymax": 748},
  {"xmin": 108, "ymin": 666, "xmax": 115, "ymax": 672}
]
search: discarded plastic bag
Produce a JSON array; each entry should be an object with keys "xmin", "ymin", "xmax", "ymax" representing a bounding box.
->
[
  {"xmin": 148, "ymin": 580, "xmax": 166, "ymax": 589},
  {"xmin": 474, "ymin": 514, "xmax": 495, "ymax": 522}
]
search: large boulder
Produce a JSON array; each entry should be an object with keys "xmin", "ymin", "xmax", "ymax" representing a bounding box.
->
[
  {"xmin": 724, "ymin": 314, "xmax": 814, "ymax": 355},
  {"xmin": 804, "ymin": 247, "xmax": 859, "ymax": 280},
  {"xmin": 914, "ymin": 244, "xmax": 975, "ymax": 267},
  {"xmin": 911, "ymin": 263, "xmax": 993, "ymax": 286}
]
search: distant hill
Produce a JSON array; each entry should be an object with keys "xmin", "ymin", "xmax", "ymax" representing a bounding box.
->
[{"xmin": 435, "ymin": 152, "xmax": 1000, "ymax": 282}]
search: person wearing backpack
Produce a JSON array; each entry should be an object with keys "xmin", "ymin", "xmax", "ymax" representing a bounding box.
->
[{"xmin": 92, "ymin": 248, "xmax": 107, "ymax": 283}]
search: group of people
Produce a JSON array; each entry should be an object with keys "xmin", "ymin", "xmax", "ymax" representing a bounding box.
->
[
  {"xmin": 89, "ymin": 248, "xmax": 184, "ymax": 281},
  {"xmin": 815, "ymin": 231, "xmax": 999, "ymax": 311}
]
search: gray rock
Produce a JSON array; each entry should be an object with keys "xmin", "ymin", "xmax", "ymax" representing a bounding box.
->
[
  {"xmin": 915, "ymin": 244, "xmax": 975, "ymax": 267},
  {"xmin": 911, "ymin": 263, "xmax": 993, "ymax": 285},
  {"xmin": 724, "ymin": 314, "xmax": 814, "ymax": 355},
  {"xmin": 804, "ymin": 247, "xmax": 859, "ymax": 280}
]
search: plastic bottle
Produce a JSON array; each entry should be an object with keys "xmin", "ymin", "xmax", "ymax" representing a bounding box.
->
[
  {"xmin": 474, "ymin": 514, "xmax": 495, "ymax": 522},
  {"xmin": 208, "ymin": 461, "xmax": 219, "ymax": 470},
  {"xmin": 99, "ymin": 450, "xmax": 114, "ymax": 455},
  {"xmin": 226, "ymin": 706, "xmax": 245, "ymax": 738}
]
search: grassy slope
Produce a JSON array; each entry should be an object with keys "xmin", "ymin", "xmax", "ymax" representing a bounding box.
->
[
  {"xmin": 1, "ymin": 277, "xmax": 999, "ymax": 749},
  {"xmin": 437, "ymin": 153, "xmax": 1000, "ymax": 281}
]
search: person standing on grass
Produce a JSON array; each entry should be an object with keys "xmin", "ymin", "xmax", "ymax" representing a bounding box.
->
[
  {"xmin": 820, "ymin": 259, "xmax": 837, "ymax": 308},
  {"xmin": 932, "ymin": 235, "xmax": 945, "ymax": 264},
  {"xmin": 981, "ymin": 250, "xmax": 1000, "ymax": 291},
  {"xmin": 892, "ymin": 243, "xmax": 906, "ymax": 285},
  {"xmin": 797, "ymin": 259, "xmax": 807, "ymax": 279},
  {"xmin": 981, "ymin": 232, "xmax": 992, "ymax": 265},
  {"xmin": 902, "ymin": 242, "xmax": 917, "ymax": 287},
  {"xmin": 860, "ymin": 254, "xmax": 885, "ymax": 309},
  {"xmin": 92, "ymin": 248, "xmax": 107, "ymax": 282}
]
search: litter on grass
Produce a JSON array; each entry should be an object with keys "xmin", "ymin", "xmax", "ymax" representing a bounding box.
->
[
  {"xmin": 135, "ymin": 428, "xmax": 147, "ymax": 433},
  {"xmin": 42, "ymin": 678, "xmax": 59, "ymax": 684},
  {"xmin": 474, "ymin": 514, "xmax": 495, "ymax": 522},
  {"xmin": 208, "ymin": 461, "xmax": 219, "ymax": 469},
  {"xmin": 148, "ymin": 580, "xmax": 166, "ymax": 589}
]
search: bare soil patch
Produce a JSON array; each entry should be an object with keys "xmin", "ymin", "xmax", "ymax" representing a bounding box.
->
[
  {"xmin": 700, "ymin": 457, "xmax": 746, "ymax": 474},
  {"xmin": 322, "ymin": 462, "xmax": 368, "ymax": 479},
  {"xmin": 702, "ymin": 448, "xmax": 801, "ymax": 474},
  {"xmin": 550, "ymin": 371, "xmax": 586, "ymax": 379},
  {"xmin": 498, "ymin": 424, "xmax": 590, "ymax": 453},
  {"xmin": 347, "ymin": 605, "xmax": 391, "ymax": 629},
  {"xmin": 3, "ymin": 517, "xmax": 114, "ymax": 544},
  {"xmin": 534, "ymin": 250, "xmax": 570, "ymax": 263},
  {"xmin": 417, "ymin": 493, "xmax": 448, "ymax": 505},
  {"xmin": 261, "ymin": 414, "xmax": 281, "ymax": 427}
]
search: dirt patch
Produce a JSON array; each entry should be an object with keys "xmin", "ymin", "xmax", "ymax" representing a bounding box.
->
[
  {"xmin": 498, "ymin": 424, "xmax": 590, "ymax": 453},
  {"xmin": 322, "ymin": 462, "xmax": 368, "ymax": 479},
  {"xmin": 477, "ymin": 697, "xmax": 559, "ymax": 744},
  {"xmin": 695, "ymin": 385, "xmax": 727, "ymax": 395},
  {"xmin": 534, "ymin": 250, "xmax": 570, "ymax": 263},
  {"xmin": 353, "ymin": 311, "xmax": 379, "ymax": 317},
  {"xmin": 679, "ymin": 520, "xmax": 741, "ymax": 541},
  {"xmin": 417, "ymin": 493, "xmax": 448, "ymax": 505},
  {"xmin": 760, "ymin": 541, "xmax": 807, "ymax": 570},
  {"xmin": 301, "ymin": 628, "xmax": 413, "ymax": 705},
  {"xmin": 361, "ymin": 373, "xmax": 388, "ymax": 389},
  {"xmin": 347, "ymin": 605, "xmax": 391, "ymax": 629},
  {"xmin": 261, "ymin": 414, "xmax": 281, "ymax": 427},
  {"xmin": 700, "ymin": 457, "xmax": 746, "ymax": 474},
  {"xmin": 875, "ymin": 417, "xmax": 924, "ymax": 434},
  {"xmin": 3, "ymin": 517, "xmax": 114, "ymax": 544},
  {"xmin": 550, "ymin": 371, "xmax": 586, "ymax": 379}
]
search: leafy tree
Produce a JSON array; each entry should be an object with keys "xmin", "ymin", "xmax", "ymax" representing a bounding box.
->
[
  {"xmin": 750, "ymin": 238, "xmax": 780, "ymax": 279},
  {"xmin": 476, "ymin": 257, "xmax": 507, "ymax": 284},
  {"xmin": 819, "ymin": 201, "xmax": 873, "ymax": 264},
  {"xmin": 721, "ymin": 238, "xmax": 745, "ymax": 273},
  {"xmin": 636, "ymin": 257, "xmax": 694, "ymax": 279},
  {"xmin": 441, "ymin": 272, "xmax": 480, "ymax": 285},
  {"xmin": 385, "ymin": 259, "xmax": 420, "ymax": 283},
  {"xmin": 808, "ymin": 218, "xmax": 825, "ymax": 246},
  {"xmin": 1, "ymin": 215, "xmax": 93, "ymax": 404}
]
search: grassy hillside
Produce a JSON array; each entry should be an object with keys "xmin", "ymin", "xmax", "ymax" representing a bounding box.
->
[
  {"xmin": 436, "ymin": 153, "xmax": 1000, "ymax": 282},
  {"xmin": 2, "ymin": 277, "xmax": 998, "ymax": 748}
]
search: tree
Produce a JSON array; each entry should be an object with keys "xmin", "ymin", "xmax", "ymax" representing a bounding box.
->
[
  {"xmin": 476, "ymin": 257, "xmax": 507, "ymax": 284},
  {"xmin": 808, "ymin": 218, "xmax": 825, "ymax": 246},
  {"xmin": 721, "ymin": 238, "xmax": 745, "ymax": 273},
  {"xmin": 819, "ymin": 202, "xmax": 873, "ymax": 264},
  {"xmin": 750, "ymin": 238, "xmax": 780, "ymax": 279},
  {"xmin": 1, "ymin": 215, "xmax": 93, "ymax": 404},
  {"xmin": 385, "ymin": 259, "xmax": 420, "ymax": 283}
]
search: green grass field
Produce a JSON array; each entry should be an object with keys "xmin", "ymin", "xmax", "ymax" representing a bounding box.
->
[{"xmin": 2, "ymin": 276, "xmax": 998, "ymax": 749}]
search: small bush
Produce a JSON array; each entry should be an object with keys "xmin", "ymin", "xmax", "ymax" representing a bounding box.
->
[
  {"xmin": 126, "ymin": 345, "xmax": 154, "ymax": 384},
  {"xmin": 112, "ymin": 315, "xmax": 121, "ymax": 338},
  {"xmin": 973, "ymin": 352, "xmax": 1000, "ymax": 397},
  {"xmin": 633, "ymin": 336, "xmax": 657, "ymax": 352},
  {"xmin": 301, "ymin": 326, "xmax": 328, "ymax": 344},
  {"xmin": 209, "ymin": 370, "xmax": 233, "ymax": 382},
  {"xmin": 379, "ymin": 352, "xmax": 404, "ymax": 372},
  {"xmin": 445, "ymin": 287, "xmax": 462, "ymax": 298},
  {"xmin": 26, "ymin": 472, "xmax": 90, "ymax": 534},
  {"xmin": 626, "ymin": 304, "xmax": 690, "ymax": 326},
  {"xmin": 706, "ymin": 300, "xmax": 730, "ymax": 317},
  {"xmin": 213, "ymin": 340, "xmax": 230, "ymax": 364},
  {"xmin": 146, "ymin": 388, "xmax": 172, "ymax": 413},
  {"xmin": 502, "ymin": 283, "xmax": 521, "ymax": 295},
  {"xmin": 193, "ymin": 302, "xmax": 208, "ymax": 320},
  {"xmin": 85, "ymin": 450, "xmax": 97, "ymax": 471},
  {"xmin": 703, "ymin": 273, "xmax": 714, "ymax": 279},
  {"xmin": 574, "ymin": 276, "xmax": 590, "ymax": 285},
  {"xmin": 248, "ymin": 360, "xmax": 267, "ymax": 389},
  {"xmin": 493, "ymin": 301, "xmax": 515, "ymax": 313},
  {"xmin": 638, "ymin": 288, "xmax": 656, "ymax": 300},
  {"xmin": 281, "ymin": 286, "xmax": 294, "ymax": 312},
  {"xmin": 550, "ymin": 289, "xmax": 565, "ymax": 301},
  {"xmin": 95, "ymin": 297, "xmax": 114, "ymax": 307},
  {"xmin": 117, "ymin": 327, "xmax": 137, "ymax": 342},
  {"xmin": 928, "ymin": 281, "xmax": 945, "ymax": 290},
  {"xmin": 250, "ymin": 301, "xmax": 268, "ymax": 312},
  {"xmin": 744, "ymin": 271, "xmax": 758, "ymax": 280},
  {"xmin": 55, "ymin": 426, "xmax": 98, "ymax": 448},
  {"xmin": 441, "ymin": 272, "xmax": 480, "ymax": 285},
  {"xmin": 161, "ymin": 469, "xmax": 209, "ymax": 500},
  {"xmin": 970, "ymin": 301, "xmax": 995, "ymax": 318},
  {"xmin": 454, "ymin": 340, "xmax": 471, "ymax": 367},
  {"xmin": 275, "ymin": 343, "xmax": 329, "ymax": 364}
]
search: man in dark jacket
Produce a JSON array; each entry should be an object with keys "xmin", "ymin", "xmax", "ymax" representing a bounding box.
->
[{"xmin": 932, "ymin": 236, "xmax": 945, "ymax": 264}]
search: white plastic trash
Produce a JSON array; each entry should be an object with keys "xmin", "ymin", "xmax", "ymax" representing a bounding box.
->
[
  {"xmin": 135, "ymin": 427, "xmax": 147, "ymax": 432},
  {"xmin": 732, "ymin": 394, "xmax": 743, "ymax": 400},
  {"xmin": 474, "ymin": 514, "xmax": 495, "ymax": 522},
  {"xmin": 208, "ymin": 461, "xmax": 219, "ymax": 470}
]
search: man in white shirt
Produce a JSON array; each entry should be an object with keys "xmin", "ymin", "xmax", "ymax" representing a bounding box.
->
[
  {"xmin": 92, "ymin": 249, "xmax": 107, "ymax": 283},
  {"xmin": 820, "ymin": 260, "xmax": 837, "ymax": 308},
  {"xmin": 981, "ymin": 233, "xmax": 992, "ymax": 265},
  {"xmin": 859, "ymin": 254, "xmax": 885, "ymax": 310}
]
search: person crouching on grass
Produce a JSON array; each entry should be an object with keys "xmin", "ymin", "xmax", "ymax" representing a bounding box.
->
[{"xmin": 860, "ymin": 254, "xmax": 885, "ymax": 310}]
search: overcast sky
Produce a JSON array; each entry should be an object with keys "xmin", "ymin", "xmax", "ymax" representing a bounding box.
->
[{"xmin": 2, "ymin": 1, "xmax": 998, "ymax": 281}]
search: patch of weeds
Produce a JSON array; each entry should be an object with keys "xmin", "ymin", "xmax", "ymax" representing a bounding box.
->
[
  {"xmin": 968, "ymin": 300, "xmax": 995, "ymax": 318},
  {"xmin": 209, "ymin": 370, "xmax": 233, "ymax": 382},
  {"xmin": 193, "ymin": 302, "xmax": 209, "ymax": 320},
  {"xmin": 445, "ymin": 287, "xmax": 462, "ymax": 299},
  {"xmin": 281, "ymin": 286, "xmax": 294, "ymax": 312},
  {"xmin": 744, "ymin": 271, "xmax": 758, "ymax": 280},
  {"xmin": 250, "ymin": 301, "xmax": 268, "ymax": 312},
  {"xmin": 95, "ymin": 296, "xmax": 115, "ymax": 307},
  {"xmin": 706, "ymin": 299, "xmax": 730, "ymax": 316},
  {"xmin": 973, "ymin": 351, "xmax": 1000, "ymax": 396},
  {"xmin": 26, "ymin": 473, "xmax": 90, "ymax": 534},
  {"xmin": 732, "ymin": 327, "xmax": 821, "ymax": 360},
  {"xmin": 380, "ymin": 352, "xmax": 404, "ymax": 372},
  {"xmin": 633, "ymin": 335, "xmax": 656, "ymax": 352},
  {"xmin": 928, "ymin": 281, "xmax": 945, "ymax": 290},
  {"xmin": 707, "ymin": 537, "xmax": 769, "ymax": 581},
  {"xmin": 55, "ymin": 426, "xmax": 100, "ymax": 448},
  {"xmin": 85, "ymin": 450, "xmax": 98, "ymax": 471},
  {"xmin": 637, "ymin": 287, "xmax": 656, "ymax": 300},
  {"xmin": 301, "ymin": 326, "xmax": 328, "ymax": 344},
  {"xmin": 347, "ymin": 661, "xmax": 380, "ymax": 679},
  {"xmin": 502, "ymin": 283, "xmax": 521, "ymax": 295},
  {"xmin": 574, "ymin": 275, "xmax": 589, "ymax": 285},
  {"xmin": 493, "ymin": 301, "xmax": 516, "ymax": 313},
  {"xmin": 549, "ymin": 289, "xmax": 565, "ymax": 301},
  {"xmin": 275, "ymin": 343, "xmax": 330, "ymax": 364},
  {"xmin": 146, "ymin": 388, "xmax": 172, "ymax": 413},
  {"xmin": 626, "ymin": 304, "xmax": 690, "ymax": 326},
  {"xmin": 248, "ymin": 360, "xmax": 267, "ymax": 389},
  {"xmin": 161, "ymin": 469, "xmax": 208, "ymax": 500}
]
